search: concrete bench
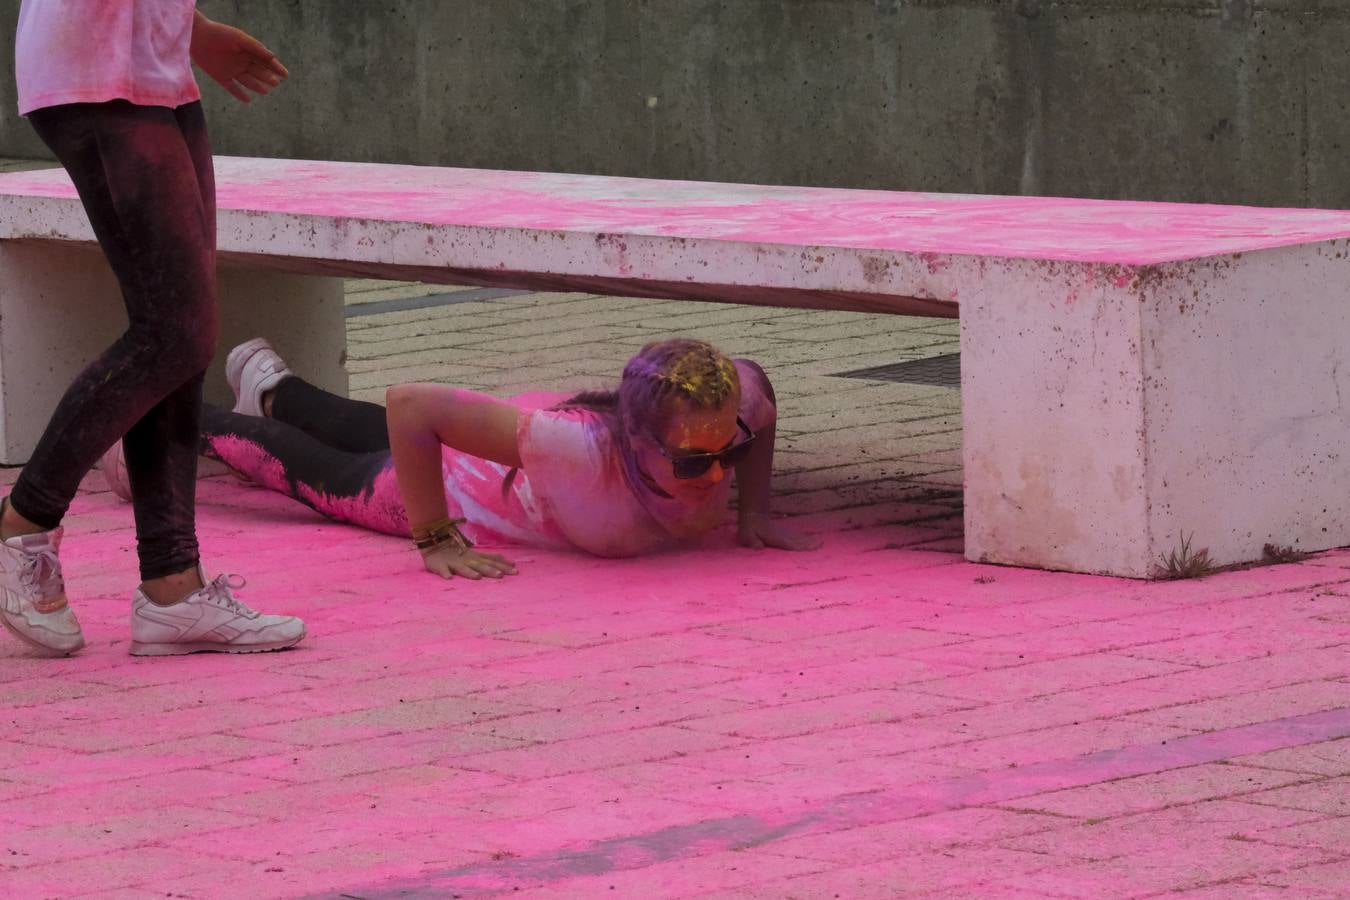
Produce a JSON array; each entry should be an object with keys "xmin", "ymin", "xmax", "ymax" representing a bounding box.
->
[{"xmin": 4, "ymin": 157, "xmax": 1350, "ymax": 578}]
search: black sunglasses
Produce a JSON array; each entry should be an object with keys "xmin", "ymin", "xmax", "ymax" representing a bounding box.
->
[{"xmin": 655, "ymin": 417, "xmax": 757, "ymax": 479}]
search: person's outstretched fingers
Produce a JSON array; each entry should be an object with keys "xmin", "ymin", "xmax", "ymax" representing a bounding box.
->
[
  {"xmin": 238, "ymin": 73, "xmax": 273, "ymax": 95},
  {"xmin": 476, "ymin": 558, "xmax": 510, "ymax": 579},
  {"xmin": 481, "ymin": 552, "xmax": 518, "ymax": 574}
]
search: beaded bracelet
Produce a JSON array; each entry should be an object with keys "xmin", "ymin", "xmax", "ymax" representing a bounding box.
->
[{"xmin": 411, "ymin": 516, "xmax": 474, "ymax": 553}]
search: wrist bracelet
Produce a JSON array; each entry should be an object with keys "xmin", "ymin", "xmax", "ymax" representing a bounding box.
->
[{"xmin": 411, "ymin": 517, "xmax": 474, "ymax": 552}]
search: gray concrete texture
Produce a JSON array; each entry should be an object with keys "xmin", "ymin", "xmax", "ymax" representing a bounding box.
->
[{"xmin": 0, "ymin": 1, "xmax": 1347, "ymax": 207}]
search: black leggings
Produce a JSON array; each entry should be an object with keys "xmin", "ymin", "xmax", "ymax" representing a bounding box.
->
[
  {"xmin": 200, "ymin": 378, "xmax": 411, "ymax": 537},
  {"xmin": 10, "ymin": 101, "xmax": 217, "ymax": 580}
]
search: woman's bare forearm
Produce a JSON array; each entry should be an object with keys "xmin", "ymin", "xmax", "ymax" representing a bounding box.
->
[
  {"xmin": 386, "ymin": 384, "xmax": 522, "ymax": 529},
  {"xmin": 735, "ymin": 421, "xmax": 777, "ymax": 527},
  {"xmin": 387, "ymin": 387, "xmax": 450, "ymax": 529}
]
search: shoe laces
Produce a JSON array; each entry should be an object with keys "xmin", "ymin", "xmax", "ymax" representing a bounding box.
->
[
  {"xmin": 202, "ymin": 573, "xmax": 257, "ymax": 617},
  {"xmin": 19, "ymin": 547, "xmax": 64, "ymax": 601}
]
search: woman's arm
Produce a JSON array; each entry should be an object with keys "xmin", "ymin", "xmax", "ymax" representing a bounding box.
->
[
  {"xmin": 733, "ymin": 418, "xmax": 777, "ymax": 530},
  {"xmin": 732, "ymin": 361, "xmax": 821, "ymax": 551},
  {"xmin": 386, "ymin": 384, "xmax": 523, "ymax": 579},
  {"xmin": 733, "ymin": 358, "xmax": 775, "ymax": 528},
  {"xmin": 190, "ymin": 10, "xmax": 288, "ymax": 103}
]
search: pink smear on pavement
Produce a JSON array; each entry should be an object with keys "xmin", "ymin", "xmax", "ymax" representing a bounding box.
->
[{"xmin": 340, "ymin": 707, "xmax": 1350, "ymax": 897}]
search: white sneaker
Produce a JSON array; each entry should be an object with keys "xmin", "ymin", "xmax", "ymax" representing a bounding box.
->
[
  {"xmin": 99, "ymin": 439, "xmax": 132, "ymax": 502},
  {"xmin": 225, "ymin": 338, "xmax": 292, "ymax": 418},
  {"xmin": 0, "ymin": 525, "xmax": 85, "ymax": 656},
  {"xmin": 129, "ymin": 566, "xmax": 305, "ymax": 656}
]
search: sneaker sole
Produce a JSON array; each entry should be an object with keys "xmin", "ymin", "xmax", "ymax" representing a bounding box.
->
[
  {"xmin": 0, "ymin": 611, "xmax": 84, "ymax": 656},
  {"xmin": 128, "ymin": 633, "xmax": 305, "ymax": 656}
]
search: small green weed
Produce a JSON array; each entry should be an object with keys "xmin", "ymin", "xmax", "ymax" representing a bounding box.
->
[{"xmin": 1152, "ymin": 532, "xmax": 1215, "ymax": 580}]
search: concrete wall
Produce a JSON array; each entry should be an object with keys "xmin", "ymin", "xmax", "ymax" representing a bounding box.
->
[{"xmin": 0, "ymin": 1, "xmax": 1345, "ymax": 207}]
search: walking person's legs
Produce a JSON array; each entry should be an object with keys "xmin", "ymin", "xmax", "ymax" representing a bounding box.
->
[
  {"xmin": 0, "ymin": 100, "xmax": 304, "ymax": 655},
  {"xmin": 5, "ymin": 102, "xmax": 216, "ymax": 571},
  {"xmin": 1, "ymin": 101, "xmax": 213, "ymax": 654}
]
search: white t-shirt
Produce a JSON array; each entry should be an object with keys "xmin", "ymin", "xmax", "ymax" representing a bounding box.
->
[
  {"xmin": 504, "ymin": 361, "xmax": 777, "ymax": 557},
  {"xmin": 15, "ymin": 0, "xmax": 201, "ymax": 115}
]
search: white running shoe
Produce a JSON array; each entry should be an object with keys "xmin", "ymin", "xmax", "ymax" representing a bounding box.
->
[
  {"xmin": 99, "ymin": 439, "xmax": 132, "ymax": 502},
  {"xmin": 226, "ymin": 338, "xmax": 292, "ymax": 418},
  {"xmin": 0, "ymin": 525, "xmax": 85, "ymax": 656},
  {"xmin": 129, "ymin": 566, "xmax": 305, "ymax": 656}
]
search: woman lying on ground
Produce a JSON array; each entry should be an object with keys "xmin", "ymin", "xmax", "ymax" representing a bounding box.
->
[{"xmin": 102, "ymin": 336, "xmax": 822, "ymax": 579}]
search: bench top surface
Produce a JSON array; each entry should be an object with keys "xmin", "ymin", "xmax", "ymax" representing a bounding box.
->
[{"xmin": 3, "ymin": 156, "xmax": 1350, "ymax": 266}]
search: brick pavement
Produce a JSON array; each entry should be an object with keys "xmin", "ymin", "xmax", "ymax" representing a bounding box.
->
[{"xmin": 1, "ymin": 182, "xmax": 1348, "ymax": 897}]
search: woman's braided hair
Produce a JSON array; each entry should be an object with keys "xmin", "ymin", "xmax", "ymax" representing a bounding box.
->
[
  {"xmin": 501, "ymin": 338, "xmax": 739, "ymax": 497},
  {"xmin": 611, "ymin": 337, "xmax": 740, "ymax": 438}
]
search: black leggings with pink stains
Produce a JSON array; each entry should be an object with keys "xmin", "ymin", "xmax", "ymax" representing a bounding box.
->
[
  {"xmin": 199, "ymin": 378, "xmax": 411, "ymax": 538},
  {"xmin": 10, "ymin": 101, "xmax": 217, "ymax": 580}
]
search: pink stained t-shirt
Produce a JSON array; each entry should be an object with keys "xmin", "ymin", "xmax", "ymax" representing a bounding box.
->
[
  {"xmin": 448, "ymin": 361, "xmax": 776, "ymax": 557},
  {"xmin": 15, "ymin": 0, "xmax": 201, "ymax": 115}
]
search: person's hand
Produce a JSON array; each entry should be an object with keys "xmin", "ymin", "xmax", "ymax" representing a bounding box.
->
[
  {"xmin": 421, "ymin": 544, "xmax": 518, "ymax": 580},
  {"xmin": 738, "ymin": 515, "xmax": 823, "ymax": 551},
  {"xmin": 190, "ymin": 17, "xmax": 288, "ymax": 103}
]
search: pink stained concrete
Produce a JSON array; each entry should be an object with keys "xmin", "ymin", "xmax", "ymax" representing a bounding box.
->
[
  {"xmin": 3, "ymin": 158, "xmax": 1350, "ymax": 265},
  {"xmin": 0, "ymin": 473, "xmax": 1347, "ymax": 897}
]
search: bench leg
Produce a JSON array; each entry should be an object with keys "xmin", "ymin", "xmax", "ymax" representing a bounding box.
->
[
  {"xmin": 960, "ymin": 244, "xmax": 1350, "ymax": 578},
  {"xmin": 0, "ymin": 242, "xmax": 347, "ymax": 465},
  {"xmin": 213, "ymin": 265, "xmax": 348, "ymax": 412},
  {"xmin": 0, "ymin": 242, "xmax": 126, "ymax": 465},
  {"xmin": 959, "ymin": 259, "xmax": 1153, "ymax": 576}
]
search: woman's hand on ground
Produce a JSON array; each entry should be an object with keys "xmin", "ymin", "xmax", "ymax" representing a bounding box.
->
[
  {"xmin": 737, "ymin": 516, "xmax": 823, "ymax": 552},
  {"xmin": 421, "ymin": 544, "xmax": 519, "ymax": 580},
  {"xmin": 190, "ymin": 17, "xmax": 288, "ymax": 103}
]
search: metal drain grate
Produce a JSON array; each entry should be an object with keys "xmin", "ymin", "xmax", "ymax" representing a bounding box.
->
[{"xmin": 832, "ymin": 353, "xmax": 960, "ymax": 387}]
